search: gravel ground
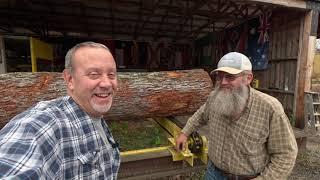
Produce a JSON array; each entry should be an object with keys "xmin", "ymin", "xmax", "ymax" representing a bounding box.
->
[{"xmin": 289, "ymin": 135, "xmax": 320, "ymax": 180}]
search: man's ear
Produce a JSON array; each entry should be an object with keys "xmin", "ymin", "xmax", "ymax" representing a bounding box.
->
[
  {"xmin": 63, "ymin": 69, "xmax": 74, "ymax": 91},
  {"xmin": 245, "ymin": 73, "xmax": 253, "ymax": 85}
]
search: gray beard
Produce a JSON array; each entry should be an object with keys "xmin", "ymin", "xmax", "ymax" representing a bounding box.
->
[{"xmin": 210, "ymin": 84, "xmax": 249, "ymax": 119}]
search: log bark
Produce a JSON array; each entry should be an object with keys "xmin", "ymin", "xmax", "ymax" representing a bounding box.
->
[{"xmin": 0, "ymin": 69, "xmax": 212, "ymax": 128}]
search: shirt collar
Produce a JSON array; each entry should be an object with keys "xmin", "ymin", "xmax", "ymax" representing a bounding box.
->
[
  {"xmin": 63, "ymin": 96, "xmax": 99, "ymax": 131},
  {"xmin": 241, "ymin": 87, "xmax": 255, "ymax": 115},
  {"xmin": 64, "ymin": 96, "xmax": 104, "ymax": 149}
]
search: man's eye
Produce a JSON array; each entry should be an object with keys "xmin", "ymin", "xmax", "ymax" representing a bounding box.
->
[
  {"xmin": 225, "ymin": 75, "xmax": 234, "ymax": 79},
  {"xmin": 108, "ymin": 73, "xmax": 116, "ymax": 79},
  {"xmin": 88, "ymin": 73, "xmax": 100, "ymax": 79}
]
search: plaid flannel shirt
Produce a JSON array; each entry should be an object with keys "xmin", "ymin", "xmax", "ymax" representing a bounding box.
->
[
  {"xmin": 0, "ymin": 96, "xmax": 120, "ymax": 179},
  {"xmin": 182, "ymin": 87, "xmax": 298, "ymax": 179}
]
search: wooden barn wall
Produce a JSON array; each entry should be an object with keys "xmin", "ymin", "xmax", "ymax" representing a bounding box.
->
[{"xmin": 254, "ymin": 11, "xmax": 304, "ymax": 114}]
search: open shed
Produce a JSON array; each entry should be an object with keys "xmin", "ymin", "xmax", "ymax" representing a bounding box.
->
[{"xmin": 0, "ymin": 0, "xmax": 319, "ymax": 148}]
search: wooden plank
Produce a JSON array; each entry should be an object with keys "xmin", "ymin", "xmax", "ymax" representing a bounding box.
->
[
  {"xmin": 269, "ymin": 23, "xmax": 275, "ymax": 61},
  {"xmin": 287, "ymin": 62, "xmax": 292, "ymax": 90},
  {"xmin": 243, "ymin": 0, "xmax": 307, "ymax": 9},
  {"xmin": 295, "ymin": 10, "xmax": 316, "ymax": 129},
  {"xmin": 293, "ymin": 22, "xmax": 301, "ymax": 58},
  {"xmin": 267, "ymin": 63, "xmax": 271, "ymax": 88},
  {"xmin": 289, "ymin": 94, "xmax": 294, "ymax": 113},
  {"xmin": 304, "ymin": 93, "xmax": 317, "ymax": 131},
  {"xmin": 285, "ymin": 19, "xmax": 300, "ymax": 59},
  {"xmin": 275, "ymin": 62, "xmax": 281, "ymax": 89},
  {"xmin": 279, "ymin": 62, "xmax": 284, "ymax": 89},
  {"xmin": 286, "ymin": 27, "xmax": 292, "ymax": 58},
  {"xmin": 295, "ymin": 11, "xmax": 310, "ymax": 129},
  {"xmin": 283, "ymin": 93, "xmax": 287, "ymax": 111},
  {"xmin": 294, "ymin": 10, "xmax": 316, "ymax": 148},
  {"xmin": 276, "ymin": 31, "xmax": 282, "ymax": 59},
  {"xmin": 304, "ymin": 36, "xmax": 316, "ymax": 91},
  {"xmin": 310, "ymin": 9, "xmax": 320, "ymax": 36},
  {"xmin": 291, "ymin": 61, "xmax": 297, "ymax": 91},
  {"xmin": 0, "ymin": 36, "xmax": 6, "ymax": 74},
  {"xmin": 265, "ymin": 67, "xmax": 270, "ymax": 89},
  {"xmin": 257, "ymin": 88, "xmax": 294, "ymax": 94},
  {"xmin": 279, "ymin": 94, "xmax": 285, "ymax": 108},
  {"xmin": 285, "ymin": 94, "xmax": 293, "ymax": 113},
  {"xmin": 270, "ymin": 62, "xmax": 275, "ymax": 88},
  {"xmin": 272, "ymin": 62, "xmax": 276, "ymax": 88},
  {"xmin": 271, "ymin": 29, "xmax": 277, "ymax": 60},
  {"xmin": 263, "ymin": 70, "xmax": 268, "ymax": 89},
  {"xmin": 283, "ymin": 61, "xmax": 288, "ymax": 90},
  {"xmin": 278, "ymin": 30, "xmax": 283, "ymax": 59},
  {"xmin": 284, "ymin": 61, "xmax": 293, "ymax": 91},
  {"xmin": 280, "ymin": 22, "xmax": 287, "ymax": 59}
]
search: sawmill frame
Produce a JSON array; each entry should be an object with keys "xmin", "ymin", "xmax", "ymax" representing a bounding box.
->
[{"xmin": 0, "ymin": 0, "xmax": 320, "ymax": 148}]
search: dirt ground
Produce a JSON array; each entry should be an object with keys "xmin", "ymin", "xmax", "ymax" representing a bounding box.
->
[{"xmin": 289, "ymin": 135, "xmax": 320, "ymax": 180}]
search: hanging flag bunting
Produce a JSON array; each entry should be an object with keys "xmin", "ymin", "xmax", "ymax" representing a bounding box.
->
[
  {"xmin": 225, "ymin": 23, "xmax": 247, "ymax": 53},
  {"xmin": 247, "ymin": 11, "xmax": 272, "ymax": 70},
  {"xmin": 257, "ymin": 11, "xmax": 272, "ymax": 45}
]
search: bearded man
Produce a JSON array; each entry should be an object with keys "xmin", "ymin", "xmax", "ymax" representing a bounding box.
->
[{"xmin": 176, "ymin": 52, "xmax": 298, "ymax": 180}]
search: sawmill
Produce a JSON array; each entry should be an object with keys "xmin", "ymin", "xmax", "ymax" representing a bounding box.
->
[{"xmin": 0, "ymin": 0, "xmax": 320, "ymax": 179}]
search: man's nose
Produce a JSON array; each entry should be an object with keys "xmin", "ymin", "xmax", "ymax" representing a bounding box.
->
[
  {"xmin": 220, "ymin": 76, "xmax": 230, "ymax": 85},
  {"xmin": 99, "ymin": 75, "xmax": 112, "ymax": 87}
]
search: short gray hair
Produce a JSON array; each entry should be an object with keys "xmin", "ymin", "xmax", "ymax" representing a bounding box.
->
[{"xmin": 65, "ymin": 41, "xmax": 110, "ymax": 72}]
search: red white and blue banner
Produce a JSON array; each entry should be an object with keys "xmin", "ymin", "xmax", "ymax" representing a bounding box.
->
[{"xmin": 247, "ymin": 12, "xmax": 271, "ymax": 70}]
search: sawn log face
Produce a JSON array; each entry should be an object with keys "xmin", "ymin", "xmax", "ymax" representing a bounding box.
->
[{"xmin": 0, "ymin": 69, "xmax": 213, "ymax": 129}]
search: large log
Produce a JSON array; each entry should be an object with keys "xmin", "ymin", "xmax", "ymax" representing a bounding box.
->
[{"xmin": 0, "ymin": 69, "xmax": 212, "ymax": 128}]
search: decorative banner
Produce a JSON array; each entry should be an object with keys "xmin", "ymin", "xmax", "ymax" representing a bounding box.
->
[
  {"xmin": 213, "ymin": 31, "xmax": 227, "ymax": 63},
  {"xmin": 258, "ymin": 12, "xmax": 272, "ymax": 45},
  {"xmin": 247, "ymin": 12, "xmax": 271, "ymax": 70},
  {"xmin": 225, "ymin": 23, "xmax": 247, "ymax": 53}
]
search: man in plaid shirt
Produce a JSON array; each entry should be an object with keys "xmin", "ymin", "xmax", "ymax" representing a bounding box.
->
[
  {"xmin": 176, "ymin": 52, "xmax": 298, "ymax": 180},
  {"xmin": 0, "ymin": 42, "xmax": 120, "ymax": 179}
]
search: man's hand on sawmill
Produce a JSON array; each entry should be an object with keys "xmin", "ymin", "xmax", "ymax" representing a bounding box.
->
[{"xmin": 175, "ymin": 133, "xmax": 188, "ymax": 152}]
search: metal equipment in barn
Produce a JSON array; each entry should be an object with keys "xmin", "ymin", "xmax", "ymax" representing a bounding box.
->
[{"xmin": 1, "ymin": 0, "xmax": 320, "ymax": 178}]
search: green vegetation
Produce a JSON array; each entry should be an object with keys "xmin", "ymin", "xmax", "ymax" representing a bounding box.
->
[
  {"xmin": 287, "ymin": 113, "xmax": 295, "ymax": 126},
  {"xmin": 109, "ymin": 119, "xmax": 169, "ymax": 151}
]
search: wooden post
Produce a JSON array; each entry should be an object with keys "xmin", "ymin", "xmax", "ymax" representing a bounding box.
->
[
  {"xmin": 0, "ymin": 36, "xmax": 6, "ymax": 74},
  {"xmin": 243, "ymin": 0, "xmax": 306, "ymax": 9},
  {"xmin": 294, "ymin": 10, "xmax": 318, "ymax": 149}
]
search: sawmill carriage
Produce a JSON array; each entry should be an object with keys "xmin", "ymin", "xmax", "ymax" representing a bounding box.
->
[{"xmin": 0, "ymin": 0, "xmax": 320, "ymax": 178}]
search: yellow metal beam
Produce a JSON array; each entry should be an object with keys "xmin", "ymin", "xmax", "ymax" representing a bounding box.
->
[
  {"xmin": 153, "ymin": 117, "xmax": 208, "ymax": 166},
  {"xmin": 153, "ymin": 117, "xmax": 182, "ymax": 138},
  {"xmin": 121, "ymin": 146, "xmax": 172, "ymax": 162},
  {"xmin": 168, "ymin": 137, "xmax": 194, "ymax": 166},
  {"xmin": 29, "ymin": 37, "xmax": 53, "ymax": 72},
  {"xmin": 120, "ymin": 118, "xmax": 208, "ymax": 167}
]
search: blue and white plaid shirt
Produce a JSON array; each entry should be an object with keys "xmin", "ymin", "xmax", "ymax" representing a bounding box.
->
[{"xmin": 0, "ymin": 96, "xmax": 120, "ymax": 179}]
